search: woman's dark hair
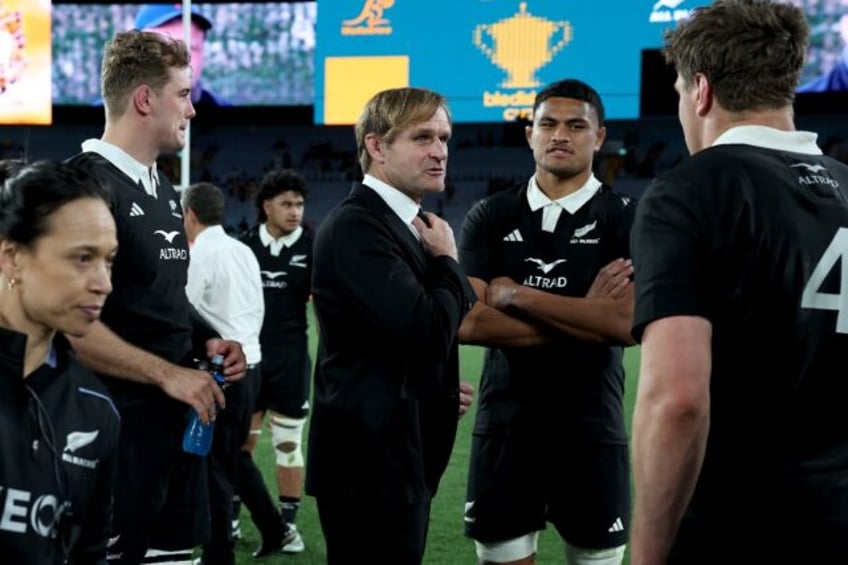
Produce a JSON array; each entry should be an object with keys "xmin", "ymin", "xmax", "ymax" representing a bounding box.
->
[
  {"xmin": 0, "ymin": 161, "xmax": 112, "ymax": 246},
  {"xmin": 0, "ymin": 159, "xmax": 26, "ymax": 185}
]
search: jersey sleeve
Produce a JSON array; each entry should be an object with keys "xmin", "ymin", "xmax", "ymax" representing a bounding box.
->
[
  {"xmin": 631, "ymin": 176, "xmax": 712, "ymax": 341},
  {"xmin": 459, "ymin": 199, "xmax": 496, "ymax": 281},
  {"xmin": 610, "ymin": 192, "xmax": 638, "ymax": 260}
]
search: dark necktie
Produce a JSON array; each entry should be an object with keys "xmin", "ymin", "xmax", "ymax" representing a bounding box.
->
[{"xmin": 417, "ymin": 208, "xmax": 430, "ymax": 227}]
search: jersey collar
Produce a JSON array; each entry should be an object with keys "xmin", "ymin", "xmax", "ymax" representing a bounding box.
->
[
  {"xmin": 81, "ymin": 138, "xmax": 160, "ymax": 197},
  {"xmin": 712, "ymin": 126, "xmax": 822, "ymax": 155},
  {"xmin": 526, "ymin": 174, "xmax": 602, "ymax": 232}
]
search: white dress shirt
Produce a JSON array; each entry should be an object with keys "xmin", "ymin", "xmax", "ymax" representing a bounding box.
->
[
  {"xmin": 186, "ymin": 225, "xmax": 265, "ymax": 364},
  {"xmin": 363, "ymin": 173, "xmax": 422, "ymax": 240}
]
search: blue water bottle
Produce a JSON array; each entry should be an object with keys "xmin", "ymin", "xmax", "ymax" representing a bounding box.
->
[{"xmin": 182, "ymin": 354, "xmax": 227, "ymax": 456}]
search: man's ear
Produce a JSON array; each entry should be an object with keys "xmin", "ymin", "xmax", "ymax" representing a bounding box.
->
[
  {"xmin": 595, "ymin": 126, "xmax": 607, "ymax": 152},
  {"xmin": 133, "ymin": 84, "xmax": 154, "ymax": 116},
  {"xmin": 364, "ymin": 133, "xmax": 386, "ymax": 165},
  {"xmin": 693, "ymin": 73, "xmax": 713, "ymax": 117}
]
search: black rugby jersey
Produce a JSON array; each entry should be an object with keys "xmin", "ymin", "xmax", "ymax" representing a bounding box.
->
[
  {"xmin": 241, "ymin": 226, "xmax": 313, "ymax": 354},
  {"xmin": 460, "ymin": 180, "xmax": 635, "ymax": 443},
  {"xmin": 632, "ymin": 139, "xmax": 848, "ymax": 550},
  {"xmin": 0, "ymin": 329, "xmax": 120, "ymax": 564},
  {"xmin": 66, "ymin": 152, "xmax": 193, "ymax": 422}
]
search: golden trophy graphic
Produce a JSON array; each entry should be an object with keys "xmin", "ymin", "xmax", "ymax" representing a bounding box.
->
[{"xmin": 473, "ymin": 2, "xmax": 572, "ymax": 89}]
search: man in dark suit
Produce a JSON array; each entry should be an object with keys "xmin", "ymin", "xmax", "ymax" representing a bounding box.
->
[{"xmin": 305, "ymin": 87, "xmax": 477, "ymax": 564}]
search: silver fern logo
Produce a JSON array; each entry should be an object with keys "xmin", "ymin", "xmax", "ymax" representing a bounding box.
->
[
  {"xmin": 573, "ymin": 221, "xmax": 597, "ymax": 238},
  {"xmin": 64, "ymin": 430, "xmax": 99, "ymax": 453},
  {"xmin": 62, "ymin": 430, "xmax": 101, "ymax": 469}
]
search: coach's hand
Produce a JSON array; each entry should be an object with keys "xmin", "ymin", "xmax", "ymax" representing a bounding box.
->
[
  {"xmin": 413, "ymin": 212, "xmax": 458, "ymax": 260},
  {"xmin": 459, "ymin": 381, "xmax": 475, "ymax": 418}
]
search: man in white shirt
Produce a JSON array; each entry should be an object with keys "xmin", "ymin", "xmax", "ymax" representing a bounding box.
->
[{"xmin": 182, "ymin": 181, "xmax": 294, "ymax": 564}]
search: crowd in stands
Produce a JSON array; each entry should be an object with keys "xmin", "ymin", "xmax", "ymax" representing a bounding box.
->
[{"xmin": 3, "ymin": 119, "xmax": 847, "ymax": 237}]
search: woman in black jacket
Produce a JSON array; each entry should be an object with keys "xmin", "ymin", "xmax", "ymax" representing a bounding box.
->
[{"xmin": 0, "ymin": 161, "xmax": 120, "ymax": 564}]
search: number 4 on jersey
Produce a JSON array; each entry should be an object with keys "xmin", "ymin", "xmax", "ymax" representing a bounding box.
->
[{"xmin": 802, "ymin": 227, "xmax": 848, "ymax": 334}]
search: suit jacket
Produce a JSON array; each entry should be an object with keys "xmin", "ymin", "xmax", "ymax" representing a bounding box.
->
[{"xmin": 305, "ymin": 183, "xmax": 476, "ymax": 504}]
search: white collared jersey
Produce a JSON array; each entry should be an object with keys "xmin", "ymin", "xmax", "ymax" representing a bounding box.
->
[{"xmin": 459, "ymin": 181, "xmax": 636, "ymax": 443}]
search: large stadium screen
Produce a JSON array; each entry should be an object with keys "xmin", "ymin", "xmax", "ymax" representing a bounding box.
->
[
  {"xmin": 794, "ymin": 0, "xmax": 847, "ymax": 94},
  {"xmin": 314, "ymin": 0, "xmax": 712, "ymax": 124},
  {"xmin": 0, "ymin": 0, "xmax": 52, "ymax": 125},
  {"xmin": 641, "ymin": 0, "xmax": 848, "ymax": 116},
  {"xmin": 51, "ymin": 2, "xmax": 315, "ymax": 106}
]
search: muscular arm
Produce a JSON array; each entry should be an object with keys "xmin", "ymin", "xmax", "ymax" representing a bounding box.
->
[
  {"xmin": 458, "ymin": 276, "xmax": 551, "ymax": 347},
  {"xmin": 486, "ymin": 258, "xmax": 636, "ymax": 345},
  {"xmin": 630, "ymin": 315, "xmax": 711, "ymax": 565},
  {"xmin": 489, "ymin": 280, "xmax": 635, "ymax": 344},
  {"xmin": 67, "ymin": 321, "xmax": 226, "ymax": 422}
]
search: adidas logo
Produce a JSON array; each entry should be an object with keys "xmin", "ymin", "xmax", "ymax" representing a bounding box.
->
[
  {"xmin": 503, "ymin": 229, "xmax": 523, "ymax": 242},
  {"xmin": 608, "ymin": 517, "xmax": 624, "ymax": 533},
  {"xmin": 129, "ymin": 202, "xmax": 145, "ymax": 217}
]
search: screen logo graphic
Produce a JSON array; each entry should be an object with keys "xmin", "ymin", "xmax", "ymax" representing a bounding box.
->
[
  {"xmin": 649, "ymin": 0, "xmax": 690, "ymax": 23},
  {"xmin": 474, "ymin": 2, "xmax": 571, "ymax": 89},
  {"xmin": 342, "ymin": 0, "xmax": 395, "ymax": 36},
  {"xmin": 474, "ymin": 2, "xmax": 571, "ymax": 120},
  {"xmin": 0, "ymin": 5, "xmax": 26, "ymax": 94},
  {"xmin": 0, "ymin": 0, "xmax": 50, "ymax": 125}
]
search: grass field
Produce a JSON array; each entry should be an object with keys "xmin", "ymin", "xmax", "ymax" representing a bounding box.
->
[{"xmin": 232, "ymin": 308, "xmax": 641, "ymax": 564}]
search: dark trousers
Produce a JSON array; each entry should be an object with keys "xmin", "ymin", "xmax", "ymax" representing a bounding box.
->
[
  {"xmin": 108, "ymin": 411, "xmax": 210, "ymax": 564},
  {"xmin": 235, "ymin": 449, "xmax": 283, "ymax": 540},
  {"xmin": 316, "ymin": 494, "xmax": 432, "ymax": 565},
  {"xmin": 201, "ymin": 366, "xmax": 257, "ymax": 565},
  {"xmin": 233, "ymin": 362, "xmax": 284, "ymax": 542}
]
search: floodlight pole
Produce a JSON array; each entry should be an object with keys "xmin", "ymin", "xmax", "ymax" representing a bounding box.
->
[{"xmin": 179, "ymin": 0, "xmax": 192, "ymax": 190}]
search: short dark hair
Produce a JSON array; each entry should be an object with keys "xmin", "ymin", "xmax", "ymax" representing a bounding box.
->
[
  {"xmin": 533, "ymin": 79, "xmax": 605, "ymax": 126},
  {"xmin": 183, "ymin": 182, "xmax": 225, "ymax": 226},
  {"xmin": 255, "ymin": 169, "xmax": 308, "ymax": 222},
  {"xmin": 0, "ymin": 161, "xmax": 112, "ymax": 246},
  {"xmin": 663, "ymin": 0, "xmax": 808, "ymax": 112}
]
